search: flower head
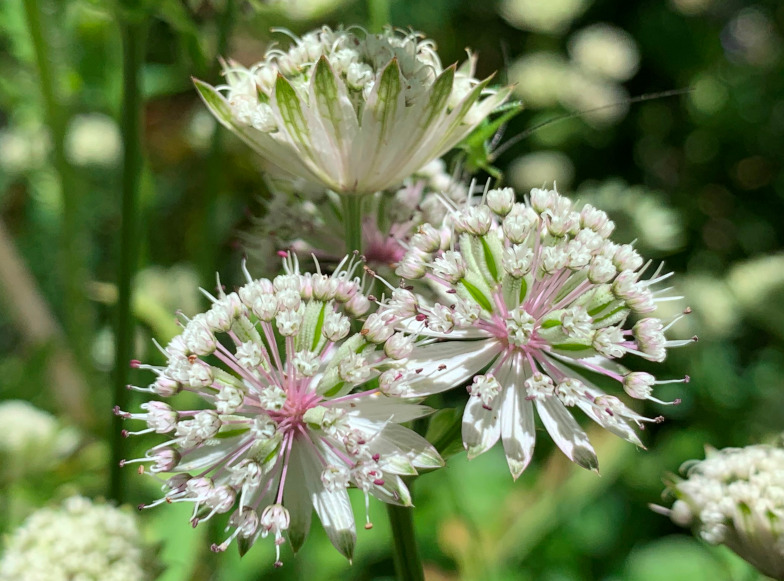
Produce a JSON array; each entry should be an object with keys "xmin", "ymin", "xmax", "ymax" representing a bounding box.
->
[
  {"xmin": 383, "ymin": 186, "xmax": 693, "ymax": 479},
  {"xmin": 195, "ymin": 26, "xmax": 509, "ymax": 195},
  {"xmin": 119, "ymin": 254, "xmax": 442, "ymax": 565},
  {"xmin": 655, "ymin": 443, "xmax": 784, "ymax": 579},
  {"xmin": 0, "ymin": 496, "xmax": 152, "ymax": 581},
  {"xmin": 245, "ymin": 158, "xmax": 467, "ymax": 276}
]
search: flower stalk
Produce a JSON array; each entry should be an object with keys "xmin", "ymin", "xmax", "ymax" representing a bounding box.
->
[
  {"xmin": 387, "ymin": 500, "xmax": 425, "ymax": 581},
  {"xmin": 342, "ymin": 195, "xmax": 365, "ymax": 254},
  {"xmin": 110, "ymin": 8, "xmax": 147, "ymax": 503}
]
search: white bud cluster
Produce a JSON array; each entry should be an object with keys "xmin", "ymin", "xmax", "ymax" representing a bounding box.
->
[{"xmin": 662, "ymin": 443, "xmax": 784, "ymax": 579}]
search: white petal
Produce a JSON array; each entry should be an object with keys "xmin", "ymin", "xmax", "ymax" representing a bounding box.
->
[
  {"xmin": 295, "ymin": 437, "xmax": 356, "ymax": 560},
  {"xmin": 535, "ymin": 397, "xmax": 599, "ymax": 471},
  {"xmin": 284, "ymin": 442, "xmax": 313, "ymax": 552},
  {"xmin": 462, "ymin": 392, "xmax": 502, "ymax": 460},
  {"xmin": 333, "ymin": 393, "xmax": 433, "ymax": 423},
  {"xmin": 372, "ymin": 423, "xmax": 444, "ymax": 470},
  {"xmin": 499, "ymin": 355, "xmax": 536, "ymax": 479},
  {"xmin": 370, "ymin": 473, "xmax": 412, "ymax": 507},
  {"xmin": 406, "ymin": 338, "xmax": 503, "ymax": 395}
]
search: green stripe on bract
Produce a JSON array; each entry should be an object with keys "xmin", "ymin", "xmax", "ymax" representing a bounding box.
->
[
  {"xmin": 423, "ymin": 65, "xmax": 455, "ymax": 126},
  {"xmin": 374, "ymin": 59, "xmax": 402, "ymax": 133},
  {"xmin": 313, "ymin": 56, "xmax": 346, "ymax": 145},
  {"xmin": 461, "ymin": 278, "xmax": 494, "ymax": 313},
  {"xmin": 480, "ymin": 235, "xmax": 500, "ymax": 282},
  {"xmin": 312, "ymin": 302, "xmax": 327, "ymax": 352},
  {"xmin": 275, "ymin": 74, "xmax": 312, "ymax": 152},
  {"xmin": 552, "ymin": 343, "xmax": 592, "ymax": 351}
]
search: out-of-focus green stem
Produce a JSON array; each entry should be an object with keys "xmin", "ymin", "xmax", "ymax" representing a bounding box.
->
[
  {"xmin": 198, "ymin": 0, "xmax": 236, "ymax": 283},
  {"xmin": 22, "ymin": 0, "xmax": 91, "ymax": 373},
  {"xmin": 341, "ymin": 195, "xmax": 364, "ymax": 254},
  {"xmin": 387, "ymin": 501, "xmax": 425, "ymax": 581},
  {"xmin": 368, "ymin": 0, "xmax": 391, "ymax": 32},
  {"xmin": 110, "ymin": 8, "xmax": 147, "ymax": 504}
]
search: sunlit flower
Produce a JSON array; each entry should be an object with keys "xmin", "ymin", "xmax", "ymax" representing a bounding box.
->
[
  {"xmin": 195, "ymin": 26, "xmax": 509, "ymax": 195},
  {"xmin": 0, "ymin": 496, "xmax": 151, "ymax": 581},
  {"xmin": 653, "ymin": 442, "xmax": 784, "ymax": 579},
  {"xmin": 499, "ymin": 0, "xmax": 591, "ymax": 35},
  {"xmin": 382, "ymin": 186, "xmax": 693, "ymax": 479},
  {"xmin": 118, "ymin": 254, "xmax": 442, "ymax": 565}
]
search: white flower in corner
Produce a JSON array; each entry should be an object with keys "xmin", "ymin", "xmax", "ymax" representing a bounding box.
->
[
  {"xmin": 194, "ymin": 26, "xmax": 510, "ymax": 195},
  {"xmin": 118, "ymin": 254, "xmax": 442, "ymax": 566},
  {"xmin": 382, "ymin": 186, "xmax": 693, "ymax": 479},
  {"xmin": 654, "ymin": 442, "xmax": 784, "ymax": 580}
]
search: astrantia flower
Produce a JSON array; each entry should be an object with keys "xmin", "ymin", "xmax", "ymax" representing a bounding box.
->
[
  {"xmin": 654, "ymin": 443, "xmax": 784, "ymax": 579},
  {"xmin": 245, "ymin": 158, "xmax": 467, "ymax": 275},
  {"xmin": 0, "ymin": 496, "xmax": 151, "ymax": 581},
  {"xmin": 381, "ymin": 186, "xmax": 693, "ymax": 478},
  {"xmin": 194, "ymin": 26, "xmax": 510, "ymax": 195},
  {"xmin": 118, "ymin": 254, "xmax": 442, "ymax": 565}
]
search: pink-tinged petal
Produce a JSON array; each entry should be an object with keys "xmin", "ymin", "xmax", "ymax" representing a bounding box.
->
[
  {"xmin": 405, "ymin": 338, "xmax": 503, "ymax": 395},
  {"xmin": 535, "ymin": 397, "xmax": 599, "ymax": 472},
  {"xmin": 500, "ymin": 355, "xmax": 536, "ymax": 480}
]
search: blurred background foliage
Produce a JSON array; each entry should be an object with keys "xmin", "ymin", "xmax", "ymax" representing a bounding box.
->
[{"xmin": 1, "ymin": 0, "xmax": 783, "ymax": 579}]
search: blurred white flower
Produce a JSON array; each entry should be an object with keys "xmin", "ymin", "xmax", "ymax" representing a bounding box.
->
[
  {"xmin": 509, "ymin": 52, "xmax": 570, "ymax": 108},
  {"xmin": 0, "ymin": 400, "xmax": 78, "ymax": 478},
  {"xmin": 568, "ymin": 23, "xmax": 640, "ymax": 82},
  {"xmin": 561, "ymin": 69, "xmax": 629, "ymax": 126},
  {"xmin": 509, "ymin": 151, "xmax": 575, "ymax": 192},
  {"xmin": 0, "ymin": 126, "xmax": 50, "ymax": 174},
  {"xmin": 726, "ymin": 253, "xmax": 784, "ymax": 310},
  {"xmin": 576, "ymin": 179, "xmax": 685, "ymax": 254},
  {"xmin": 64, "ymin": 114, "xmax": 122, "ymax": 167},
  {"xmin": 255, "ymin": 0, "xmax": 354, "ymax": 20},
  {"xmin": 196, "ymin": 26, "xmax": 509, "ymax": 195},
  {"xmin": 499, "ymin": 0, "xmax": 591, "ymax": 35},
  {"xmin": 656, "ymin": 442, "xmax": 784, "ymax": 580},
  {"xmin": 387, "ymin": 186, "xmax": 692, "ymax": 479},
  {"xmin": 0, "ymin": 496, "xmax": 150, "ymax": 581},
  {"xmin": 119, "ymin": 254, "xmax": 442, "ymax": 564}
]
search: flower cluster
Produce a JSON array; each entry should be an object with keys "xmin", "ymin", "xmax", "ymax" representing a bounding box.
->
[
  {"xmin": 382, "ymin": 186, "xmax": 693, "ymax": 478},
  {"xmin": 0, "ymin": 496, "xmax": 151, "ymax": 581},
  {"xmin": 119, "ymin": 254, "xmax": 442, "ymax": 565},
  {"xmin": 656, "ymin": 443, "xmax": 784, "ymax": 579},
  {"xmin": 195, "ymin": 26, "xmax": 509, "ymax": 194}
]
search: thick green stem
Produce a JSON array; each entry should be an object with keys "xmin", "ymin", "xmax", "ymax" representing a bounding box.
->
[
  {"xmin": 110, "ymin": 11, "xmax": 147, "ymax": 503},
  {"xmin": 368, "ymin": 0, "xmax": 391, "ymax": 32},
  {"xmin": 387, "ymin": 501, "xmax": 425, "ymax": 581},
  {"xmin": 22, "ymin": 0, "xmax": 91, "ymax": 376},
  {"xmin": 341, "ymin": 195, "xmax": 364, "ymax": 254}
]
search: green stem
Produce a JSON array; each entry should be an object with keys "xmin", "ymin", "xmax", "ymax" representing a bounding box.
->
[
  {"xmin": 341, "ymin": 195, "xmax": 364, "ymax": 254},
  {"xmin": 198, "ymin": 0, "xmax": 236, "ymax": 283},
  {"xmin": 368, "ymin": 0, "xmax": 391, "ymax": 32},
  {"xmin": 387, "ymin": 501, "xmax": 425, "ymax": 581},
  {"xmin": 110, "ymin": 10, "xmax": 147, "ymax": 503},
  {"xmin": 22, "ymin": 0, "xmax": 91, "ymax": 375}
]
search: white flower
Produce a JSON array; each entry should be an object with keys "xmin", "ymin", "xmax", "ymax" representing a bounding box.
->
[
  {"xmin": 568, "ymin": 24, "xmax": 640, "ymax": 82},
  {"xmin": 120, "ymin": 253, "xmax": 442, "ymax": 565},
  {"xmin": 654, "ymin": 442, "xmax": 784, "ymax": 580},
  {"xmin": 0, "ymin": 496, "xmax": 150, "ymax": 581},
  {"xmin": 386, "ymin": 186, "xmax": 693, "ymax": 479},
  {"xmin": 195, "ymin": 26, "xmax": 509, "ymax": 195}
]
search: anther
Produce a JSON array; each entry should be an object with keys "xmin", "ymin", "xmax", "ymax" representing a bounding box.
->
[{"xmin": 130, "ymin": 360, "xmax": 141, "ymax": 368}]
